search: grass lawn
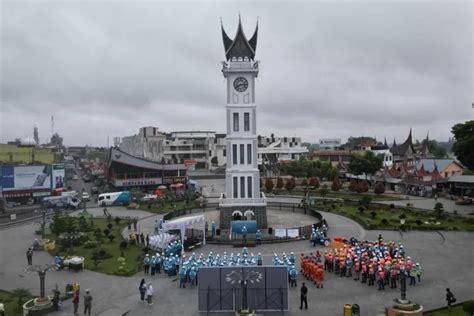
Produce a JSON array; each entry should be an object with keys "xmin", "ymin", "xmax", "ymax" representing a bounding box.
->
[
  {"xmin": 0, "ymin": 289, "xmax": 34, "ymax": 316},
  {"xmin": 46, "ymin": 217, "xmax": 144, "ymax": 276},
  {"xmin": 424, "ymin": 304, "xmax": 470, "ymax": 315},
  {"xmin": 269, "ymin": 188, "xmax": 400, "ymax": 201},
  {"xmin": 139, "ymin": 200, "xmax": 201, "ymax": 214},
  {"xmin": 318, "ymin": 202, "xmax": 474, "ymax": 231}
]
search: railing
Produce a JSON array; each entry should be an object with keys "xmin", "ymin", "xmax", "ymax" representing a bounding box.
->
[{"xmin": 219, "ymin": 192, "xmax": 267, "ymax": 206}]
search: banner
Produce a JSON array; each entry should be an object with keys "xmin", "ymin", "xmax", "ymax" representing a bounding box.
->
[
  {"xmin": 2, "ymin": 165, "xmax": 51, "ymax": 191},
  {"xmin": 51, "ymin": 164, "xmax": 65, "ymax": 189},
  {"xmin": 274, "ymin": 228, "xmax": 287, "ymax": 238},
  {"xmin": 287, "ymin": 229, "xmax": 299, "ymax": 238}
]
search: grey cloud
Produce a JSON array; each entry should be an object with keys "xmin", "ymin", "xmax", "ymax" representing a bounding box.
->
[{"xmin": 1, "ymin": 1, "xmax": 472, "ymax": 146}]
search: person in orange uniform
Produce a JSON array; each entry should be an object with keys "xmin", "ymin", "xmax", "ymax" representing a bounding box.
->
[{"xmin": 315, "ymin": 263, "xmax": 324, "ymax": 288}]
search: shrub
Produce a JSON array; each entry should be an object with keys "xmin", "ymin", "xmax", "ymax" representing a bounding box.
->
[
  {"xmin": 84, "ymin": 240, "xmax": 98, "ymax": 249},
  {"xmin": 348, "ymin": 180, "xmax": 357, "ymax": 192},
  {"xmin": 380, "ymin": 218, "xmax": 389, "ymax": 225},
  {"xmin": 308, "ymin": 177, "xmax": 320, "ymax": 189},
  {"xmin": 389, "ymin": 203, "xmax": 395, "ymax": 209},
  {"xmin": 108, "ymin": 235, "xmax": 116, "ymax": 242},
  {"xmin": 107, "ymin": 223, "xmax": 113, "ymax": 230},
  {"xmin": 360, "ymin": 180, "xmax": 369, "ymax": 193},
  {"xmin": 463, "ymin": 300, "xmax": 474, "ymax": 314},
  {"xmin": 374, "ymin": 182, "xmax": 385, "ymax": 195},
  {"xmin": 276, "ymin": 177, "xmax": 284, "ymax": 189},
  {"xmin": 358, "ymin": 206, "xmax": 365, "ymax": 214},
  {"xmin": 331, "ymin": 176, "xmax": 342, "ymax": 191},
  {"xmin": 285, "ymin": 178, "xmax": 296, "ymax": 192},
  {"xmin": 301, "ymin": 178, "xmax": 308, "ymax": 187},
  {"xmin": 370, "ymin": 210, "xmax": 377, "ymax": 219},
  {"xmin": 114, "ymin": 217, "xmax": 122, "ymax": 225},
  {"xmin": 119, "ymin": 241, "xmax": 128, "ymax": 249},
  {"xmin": 399, "ymin": 213, "xmax": 407, "ymax": 219},
  {"xmin": 416, "ymin": 219, "xmax": 423, "ymax": 226},
  {"xmin": 360, "ymin": 196, "xmax": 372, "ymax": 209},
  {"xmin": 93, "ymin": 249, "xmax": 113, "ymax": 259},
  {"xmin": 103, "ymin": 228, "xmax": 110, "ymax": 236},
  {"xmin": 264, "ymin": 178, "xmax": 274, "ymax": 192}
]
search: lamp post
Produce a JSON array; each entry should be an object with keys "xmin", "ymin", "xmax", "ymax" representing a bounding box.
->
[
  {"xmin": 25, "ymin": 264, "xmax": 57, "ymax": 304},
  {"xmin": 226, "ymin": 268, "xmax": 263, "ymax": 311}
]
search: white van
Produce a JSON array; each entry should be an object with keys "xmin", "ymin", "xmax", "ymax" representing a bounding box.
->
[{"xmin": 97, "ymin": 191, "xmax": 131, "ymax": 206}]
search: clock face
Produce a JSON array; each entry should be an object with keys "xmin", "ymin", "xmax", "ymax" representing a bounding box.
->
[{"xmin": 233, "ymin": 77, "xmax": 248, "ymax": 92}]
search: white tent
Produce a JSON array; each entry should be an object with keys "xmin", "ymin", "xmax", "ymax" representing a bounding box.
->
[{"xmin": 161, "ymin": 215, "xmax": 206, "ymax": 253}]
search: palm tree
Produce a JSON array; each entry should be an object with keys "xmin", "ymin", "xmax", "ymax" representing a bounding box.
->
[{"xmin": 226, "ymin": 268, "xmax": 263, "ymax": 312}]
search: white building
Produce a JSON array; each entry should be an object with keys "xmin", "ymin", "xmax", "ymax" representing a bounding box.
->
[
  {"xmin": 319, "ymin": 138, "xmax": 342, "ymax": 150},
  {"xmin": 257, "ymin": 136, "xmax": 308, "ymax": 166},
  {"xmin": 115, "ymin": 127, "xmax": 166, "ymax": 162},
  {"xmin": 370, "ymin": 146, "xmax": 393, "ymax": 167},
  {"xmin": 163, "ymin": 131, "xmax": 216, "ymax": 169}
]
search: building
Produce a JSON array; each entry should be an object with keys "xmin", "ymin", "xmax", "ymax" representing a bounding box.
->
[
  {"xmin": 163, "ymin": 131, "xmax": 217, "ymax": 169},
  {"xmin": 115, "ymin": 127, "xmax": 166, "ymax": 162},
  {"xmin": 311, "ymin": 150, "xmax": 352, "ymax": 167},
  {"xmin": 219, "ymin": 17, "xmax": 267, "ymax": 229},
  {"xmin": 107, "ymin": 147, "xmax": 187, "ymax": 190},
  {"xmin": 257, "ymin": 135, "xmax": 308, "ymax": 164},
  {"xmin": 416, "ymin": 159, "xmax": 464, "ymax": 178}
]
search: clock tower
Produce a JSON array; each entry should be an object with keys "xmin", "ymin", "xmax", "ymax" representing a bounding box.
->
[{"xmin": 219, "ymin": 16, "xmax": 267, "ymax": 229}]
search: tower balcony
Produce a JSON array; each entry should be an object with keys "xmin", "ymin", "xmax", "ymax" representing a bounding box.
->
[
  {"xmin": 219, "ymin": 192, "xmax": 267, "ymax": 207},
  {"xmin": 222, "ymin": 59, "xmax": 259, "ymax": 76}
]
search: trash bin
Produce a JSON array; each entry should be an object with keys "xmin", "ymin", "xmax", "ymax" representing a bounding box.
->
[
  {"xmin": 352, "ymin": 304, "xmax": 360, "ymax": 316},
  {"xmin": 343, "ymin": 304, "xmax": 352, "ymax": 316}
]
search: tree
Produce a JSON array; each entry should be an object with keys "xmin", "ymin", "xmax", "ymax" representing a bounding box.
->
[
  {"xmin": 452, "ymin": 121, "xmax": 474, "ymax": 169},
  {"xmin": 50, "ymin": 132, "xmax": 63, "ymax": 148},
  {"xmin": 348, "ymin": 151, "xmax": 383, "ymax": 180},
  {"xmin": 264, "ymin": 178, "xmax": 274, "ymax": 192},
  {"xmin": 320, "ymin": 184, "xmax": 328, "ymax": 198},
  {"xmin": 434, "ymin": 202, "xmax": 444, "ymax": 217},
  {"xmin": 308, "ymin": 177, "xmax": 320, "ymax": 189},
  {"xmin": 276, "ymin": 177, "xmax": 284, "ymax": 189},
  {"xmin": 331, "ymin": 176, "xmax": 342, "ymax": 191},
  {"xmin": 374, "ymin": 182, "xmax": 385, "ymax": 195},
  {"xmin": 285, "ymin": 178, "xmax": 296, "ymax": 192},
  {"xmin": 50, "ymin": 209, "xmax": 66, "ymax": 236},
  {"xmin": 427, "ymin": 140, "xmax": 447, "ymax": 158}
]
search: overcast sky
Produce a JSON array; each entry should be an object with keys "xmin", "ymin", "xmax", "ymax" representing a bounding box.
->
[{"xmin": 1, "ymin": 1, "xmax": 472, "ymax": 146}]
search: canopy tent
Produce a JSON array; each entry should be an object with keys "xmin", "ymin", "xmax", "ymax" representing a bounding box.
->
[{"xmin": 161, "ymin": 215, "xmax": 206, "ymax": 253}]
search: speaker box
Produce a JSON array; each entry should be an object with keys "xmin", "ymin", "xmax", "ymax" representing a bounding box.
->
[
  {"xmin": 216, "ymin": 229, "xmax": 221, "ymax": 236},
  {"xmin": 268, "ymin": 227, "xmax": 273, "ymax": 235}
]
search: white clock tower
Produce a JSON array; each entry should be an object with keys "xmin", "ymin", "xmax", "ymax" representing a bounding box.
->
[{"xmin": 219, "ymin": 17, "xmax": 267, "ymax": 229}]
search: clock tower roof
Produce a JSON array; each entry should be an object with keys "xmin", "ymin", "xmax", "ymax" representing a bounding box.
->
[{"xmin": 221, "ymin": 16, "xmax": 258, "ymax": 61}]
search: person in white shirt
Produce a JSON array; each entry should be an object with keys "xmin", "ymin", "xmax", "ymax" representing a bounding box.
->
[{"xmin": 145, "ymin": 282, "xmax": 154, "ymax": 306}]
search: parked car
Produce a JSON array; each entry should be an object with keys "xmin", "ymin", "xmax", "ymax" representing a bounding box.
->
[
  {"xmin": 82, "ymin": 192, "xmax": 91, "ymax": 202},
  {"xmin": 140, "ymin": 194, "xmax": 158, "ymax": 202}
]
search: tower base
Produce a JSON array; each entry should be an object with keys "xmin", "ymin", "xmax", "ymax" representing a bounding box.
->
[{"xmin": 219, "ymin": 205, "xmax": 268, "ymax": 229}]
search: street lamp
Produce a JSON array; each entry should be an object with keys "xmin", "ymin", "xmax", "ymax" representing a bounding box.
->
[
  {"xmin": 25, "ymin": 264, "xmax": 57, "ymax": 304},
  {"xmin": 226, "ymin": 268, "xmax": 263, "ymax": 311}
]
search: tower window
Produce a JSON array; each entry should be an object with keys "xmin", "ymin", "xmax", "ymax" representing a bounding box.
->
[
  {"xmin": 240, "ymin": 144, "xmax": 245, "ymax": 164},
  {"xmin": 247, "ymin": 144, "xmax": 252, "ymax": 164},
  {"xmin": 232, "ymin": 144, "xmax": 237, "ymax": 165},
  {"xmin": 247, "ymin": 176, "xmax": 253, "ymax": 198},
  {"xmin": 244, "ymin": 113, "xmax": 250, "ymax": 131},
  {"xmin": 240, "ymin": 176, "xmax": 245, "ymax": 198},
  {"xmin": 233, "ymin": 177, "xmax": 238, "ymax": 198},
  {"xmin": 233, "ymin": 113, "xmax": 239, "ymax": 131}
]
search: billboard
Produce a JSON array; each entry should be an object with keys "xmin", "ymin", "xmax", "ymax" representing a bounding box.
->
[
  {"xmin": 1, "ymin": 165, "xmax": 52, "ymax": 191},
  {"xmin": 51, "ymin": 164, "xmax": 65, "ymax": 189}
]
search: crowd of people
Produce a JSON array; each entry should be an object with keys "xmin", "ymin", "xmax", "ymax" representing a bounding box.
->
[
  {"xmin": 302, "ymin": 236, "xmax": 423, "ymax": 291},
  {"xmin": 310, "ymin": 225, "xmax": 329, "ymax": 247}
]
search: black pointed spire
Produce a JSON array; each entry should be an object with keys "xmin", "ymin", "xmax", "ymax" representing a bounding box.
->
[
  {"xmin": 392, "ymin": 138, "xmax": 397, "ymax": 147},
  {"xmin": 221, "ymin": 16, "xmax": 258, "ymax": 61},
  {"xmin": 384, "ymin": 137, "xmax": 388, "ymax": 147}
]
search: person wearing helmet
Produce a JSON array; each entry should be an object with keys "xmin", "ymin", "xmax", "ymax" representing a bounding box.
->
[{"xmin": 143, "ymin": 254, "xmax": 150, "ymax": 275}]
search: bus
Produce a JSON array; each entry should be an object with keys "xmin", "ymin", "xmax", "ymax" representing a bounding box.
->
[{"xmin": 97, "ymin": 191, "xmax": 131, "ymax": 206}]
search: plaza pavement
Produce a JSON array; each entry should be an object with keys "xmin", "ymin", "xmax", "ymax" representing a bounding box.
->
[{"xmin": 0, "ymin": 202, "xmax": 473, "ymax": 316}]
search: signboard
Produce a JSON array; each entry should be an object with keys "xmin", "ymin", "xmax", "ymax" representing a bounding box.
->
[
  {"xmin": 274, "ymin": 228, "xmax": 287, "ymax": 238},
  {"xmin": 163, "ymin": 176, "xmax": 186, "ymax": 185},
  {"xmin": 287, "ymin": 229, "xmax": 299, "ymax": 238},
  {"xmin": 231, "ymin": 220, "xmax": 257, "ymax": 234},
  {"xmin": 51, "ymin": 164, "xmax": 65, "ymax": 189},
  {"xmin": 319, "ymin": 138, "xmax": 342, "ymax": 149},
  {"xmin": 1, "ymin": 165, "xmax": 51, "ymax": 192},
  {"xmin": 198, "ymin": 266, "xmax": 289, "ymax": 312},
  {"xmin": 113, "ymin": 177, "xmax": 162, "ymax": 187}
]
